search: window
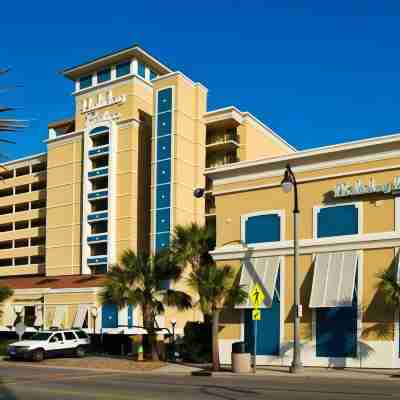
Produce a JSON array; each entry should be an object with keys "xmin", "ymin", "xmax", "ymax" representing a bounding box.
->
[
  {"xmin": 315, "ymin": 204, "xmax": 360, "ymax": 239},
  {"xmin": 50, "ymin": 333, "xmax": 63, "ymax": 343},
  {"xmin": 15, "ymin": 239, "xmax": 28, "ymax": 248},
  {"xmin": 64, "ymin": 331, "xmax": 76, "ymax": 341},
  {"xmin": 116, "ymin": 61, "xmax": 130, "ymax": 77},
  {"xmin": 31, "ymin": 199, "xmax": 46, "ymax": 209},
  {"xmin": 31, "ymin": 181, "xmax": 46, "ymax": 191},
  {"xmin": 31, "ymin": 218, "xmax": 45, "ymax": 228},
  {"xmin": 138, "ymin": 62, "xmax": 145, "ymax": 78},
  {"xmin": 15, "ymin": 257, "xmax": 28, "ymax": 266},
  {"xmin": 0, "ymin": 206, "xmax": 12, "ymax": 215},
  {"xmin": 0, "ymin": 241, "xmax": 12, "ymax": 250},
  {"xmin": 97, "ymin": 68, "xmax": 111, "ymax": 83},
  {"xmin": 0, "ymin": 169, "xmax": 13, "ymax": 179},
  {"xmin": 15, "ymin": 220, "xmax": 29, "ymax": 230},
  {"xmin": 0, "ymin": 223, "xmax": 12, "ymax": 232},
  {"xmin": 16, "ymin": 166, "xmax": 29, "ymax": 177},
  {"xmin": 15, "ymin": 184, "xmax": 29, "ymax": 195},
  {"xmin": 150, "ymin": 70, "xmax": 157, "ymax": 80},
  {"xmin": 242, "ymin": 211, "xmax": 283, "ymax": 245},
  {"xmin": 15, "ymin": 202, "xmax": 29, "ymax": 212},
  {"xmin": 31, "ymin": 163, "xmax": 46, "ymax": 173},
  {"xmin": 79, "ymin": 75, "xmax": 92, "ymax": 90},
  {"xmin": 0, "ymin": 259, "xmax": 12, "ymax": 267},
  {"xmin": 0, "ymin": 188, "xmax": 13, "ymax": 198},
  {"xmin": 75, "ymin": 330, "xmax": 88, "ymax": 339},
  {"xmin": 31, "ymin": 255, "xmax": 45, "ymax": 264},
  {"xmin": 31, "ymin": 237, "xmax": 45, "ymax": 246}
]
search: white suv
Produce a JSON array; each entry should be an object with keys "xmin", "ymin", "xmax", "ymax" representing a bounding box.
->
[{"xmin": 8, "ymin": 329, "xmax": 90, "ymax": 362}]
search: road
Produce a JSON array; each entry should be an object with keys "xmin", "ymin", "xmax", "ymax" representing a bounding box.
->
[{"xmin": 0, "ymin": 363, "xmax": 399, "ymax": 400}]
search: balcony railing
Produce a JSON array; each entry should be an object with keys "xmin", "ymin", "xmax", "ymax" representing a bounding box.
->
[
  {"xmin": 89, "ymin": 145, "xmax": 109, "ymax": 158},
  {"xmin": 206, "ymin": 131, "xmax": 239, "ymax": 146},
  {"xmin": 87, "ymin": 256, "xmax": 108, "ymax": 265},
  {"xmin": 88, "ymin": 211, "xmax": 108, "ymax": 222},
  {"xmin": 87, "ymin": 234, "xmax": 108, "ymax": 243},
  {"xmin": 88, "ymin": 190, "xmax": 108, "ymax": 201},
  {"xmin": 88, "ymin": 167, "xmax": 108, "ymax": 179}
]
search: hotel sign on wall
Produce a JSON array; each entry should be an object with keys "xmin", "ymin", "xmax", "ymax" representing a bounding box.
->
[{"xmin": 334, "ymin": 177, "xmax": 400, "ymax": 198}]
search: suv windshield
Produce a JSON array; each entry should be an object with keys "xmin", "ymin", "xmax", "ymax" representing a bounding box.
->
[{"xmin": 29, "ymin": 332, "xmax": 52, "ymax": 341}]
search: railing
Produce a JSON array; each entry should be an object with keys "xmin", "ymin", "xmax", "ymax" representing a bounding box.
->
[
  {"xmin": 87, "ymin": 234, "xmax": 108, "ymax": 243},
  {"xmin": 88, "ymin": 145, "xmax": 109, "ymax": 158},
  {"xmin": 206, "ymin": 131, "xmax": 239, "ymax": 146},
  {"xmin": 88, "ymin": 167, "xmax": 108, "ymax": 179},
  {"xmin": 88, "ymin": 190, "xmax": 108, "ymax": 200},
  {"xmin": 88, "ymin": 211, "xmax": 108, "ymax": 222}
]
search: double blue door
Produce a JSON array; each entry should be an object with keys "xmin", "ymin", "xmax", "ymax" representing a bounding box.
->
[{"xmin": 244, "ymin": 275, "xmax": 280, "ymax": 356}]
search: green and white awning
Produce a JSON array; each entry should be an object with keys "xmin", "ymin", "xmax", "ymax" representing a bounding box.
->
[
  {"xmin": 237, "ymin": 256, "xmax": 280, "ymax": 309},
  {"xmin": 309, "ymin": 251, "xmax": 358, "ymax": 308}
]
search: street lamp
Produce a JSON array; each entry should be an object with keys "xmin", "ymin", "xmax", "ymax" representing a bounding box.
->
[
  {"xmin": 281, "ymin": 163, "xmax": 303, "ymax": 373},
  {"xmin": 90, "ymin": 306, "xmax": 98, "ymax": 335},
  {"xmin": 171, "ymin": 319, "xmax": 177, "ymax": 361}
]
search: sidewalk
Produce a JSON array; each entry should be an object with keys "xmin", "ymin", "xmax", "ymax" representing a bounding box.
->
[{"xmin": 2, "ymin": 356, "xmax": 399, "ymax": 380}]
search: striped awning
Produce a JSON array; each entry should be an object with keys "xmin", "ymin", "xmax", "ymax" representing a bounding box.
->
[
  {"xmin": 72, "ymin": 305, "xmax": 88, "ymax": 329},
  {"xmin": 34, "ymin": 305, "xmax": 43, "ymax": 326},
  {"xmin": 237, "ymin": 256, "xmax": 280, "ymax": 309},
  {"xmin": 309, "ymin": 251, "xmax": 358, "ymax": 308}
]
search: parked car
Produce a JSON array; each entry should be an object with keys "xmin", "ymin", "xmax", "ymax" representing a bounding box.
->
[{"xmin": 7, "ymin": 329, "xmax": 90, "ymax": 362}]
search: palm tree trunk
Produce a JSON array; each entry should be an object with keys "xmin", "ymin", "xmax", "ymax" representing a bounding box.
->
[
  {"xmin": 212, "ymin": 309, "xmax": 220, "ymax": 372},
  {"xmin": 143, "ymin": 304, "xmax": 159, "ymax": 361}
]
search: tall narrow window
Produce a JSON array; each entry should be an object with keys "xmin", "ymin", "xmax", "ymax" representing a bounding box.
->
[
  {"xmin": 97, "ymin": 68, "xmax": 111, "ymax": 83},
  {"xmin": 138, "ymin": 62, "xmax": 146, "ymax": 78}
]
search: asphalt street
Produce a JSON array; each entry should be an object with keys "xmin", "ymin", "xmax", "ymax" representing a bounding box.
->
[{"xmin": 0, "ymin": 363, "xmax": 399, "ymax": 400}]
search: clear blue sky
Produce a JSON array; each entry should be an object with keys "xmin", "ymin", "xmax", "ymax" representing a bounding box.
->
[{"xmin": 1, "ymin": 1, "xmax": 400, "ymax": 160}]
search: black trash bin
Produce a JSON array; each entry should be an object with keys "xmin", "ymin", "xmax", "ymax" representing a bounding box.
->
[{"xmin": 232, "ymin": 341, "xmax": 246, "ymax": 354}]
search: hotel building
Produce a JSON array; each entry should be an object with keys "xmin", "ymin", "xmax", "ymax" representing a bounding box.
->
[{"xmin": 0, "ymin": 45, "xmax": 293, "ymax": 338}]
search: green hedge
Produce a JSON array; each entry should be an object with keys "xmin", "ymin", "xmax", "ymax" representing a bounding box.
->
[{"xmin": 182, "ymin": 321, "xmax": 212, "ymax": 363}]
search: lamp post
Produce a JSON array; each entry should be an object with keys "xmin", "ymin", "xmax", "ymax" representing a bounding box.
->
[
  {"xmin": 90, "ymin": 306, "xmax": 98, "ymax": 335},
  {"xmin": 171, "ymin": 319, "xmax": 177, "ymax": 361},
  {"xmin": 281, "ymin": 163, "xmax": 303, "ymax": 373}
]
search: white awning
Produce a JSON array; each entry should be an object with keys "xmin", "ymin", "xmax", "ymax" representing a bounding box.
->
[
  {"xmin": 309, "ymin": 251, "xmax": 358, "ymax": 308},
  {"xmin": 72, "ymin": 305, "xmax": 88, "ymax": 328},
  {"xmin": 237, "ymin": 256, "xmax": 280, "ymax": 309},
  {"xmin": 34, "ymin": 305, "xmax": 43, "ymax": 326},
  {"xmin": 3, "ymin": 305, "xmax": 17, "ymax": 327},
  {"xmin": 52, "ymin": 305, "xmax": 67, "ymax": 328}
]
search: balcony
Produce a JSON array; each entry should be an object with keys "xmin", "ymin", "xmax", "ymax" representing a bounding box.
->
[
  {"xmin": 88, "ymin": 167, "xmax": 108, "ymax": 179},
  {"xmin": 88, "ymin": 211, "xmax": 108, "ymax": 222},
  {"xmin": 206, "ymin": 130, "xmax": 239, "ymax": 154},
  {"xmin": 89, "ymin": 145, "xmax": 109, "ymax": 158},
  {"xmin": 88, "ymin": 190, "xmax": 108, "ymax": 201},
  {"xmin": 206, "ymin": 153, "xmax": 239, "ymax": 169},
  {"xmin": 87, "ymin": 234, "xmax": 108, "ymax": 243},
  {"xmin": 87, "ymin": 256, "xmax": 108, "ymax": 265}
]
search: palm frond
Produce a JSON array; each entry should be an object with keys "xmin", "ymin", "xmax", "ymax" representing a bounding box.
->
[
  {"xmin": 162, "ymin": 289, "xmax": 192, "ymax": 310},
  {"xmin": 378, "ymin": 269, "xmax": 400, "ymax": 307}
]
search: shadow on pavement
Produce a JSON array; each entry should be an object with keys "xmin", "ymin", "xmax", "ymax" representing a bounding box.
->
[{"xmin": 0, "ymin": 378, "xmax": 17, "ymax": 400}]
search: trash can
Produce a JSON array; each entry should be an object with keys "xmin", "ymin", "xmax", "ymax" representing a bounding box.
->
[{"xmin": 231, "ymin": 341, "xmax": 251, "ymax": 373}]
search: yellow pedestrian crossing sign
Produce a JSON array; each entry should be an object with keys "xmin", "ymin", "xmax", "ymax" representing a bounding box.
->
[
  {"xmin": 249, "ymin": 284, "xmax": 265, "ymax": 308},
  {"xmin": 252, "ymin": 309, "xmax": 261, "ymax": 321}
]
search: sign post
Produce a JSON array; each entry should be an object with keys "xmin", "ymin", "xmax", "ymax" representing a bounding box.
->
[{"xmin": 249, "ymin": 284, "xmax": 265, "ymax": 374}]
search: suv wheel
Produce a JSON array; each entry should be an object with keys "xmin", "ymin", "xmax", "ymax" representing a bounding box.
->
[
  {"xmin": 32, "ymin": 349, "xmax": 44, "ymax": 362},
  {"xmin": 75, "ymin": 346, "xmax": 86, "ymax": 358}
]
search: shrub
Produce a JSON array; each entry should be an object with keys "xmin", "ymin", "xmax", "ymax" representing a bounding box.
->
[{"xmin": 182, "ymin": 321, "xmax": 211, "ymax": 363}]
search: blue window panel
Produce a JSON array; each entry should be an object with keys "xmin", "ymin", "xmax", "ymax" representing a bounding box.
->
[
  {"xmin": 317, "ymin": 205, "xmax": 358, "ymax": 238},
  {"xmin": 88, "ymin": 190, "xmax": 108, "ymax": 200},
  {"xmin": 89, "ymin": 145, "xmax": 109, "ymax": 157},
  {"xmin": 245, "ymin": 272, "xmax": 280, "ymax": 355},
  {"xmin": 150, "ymin": 70, "xmax": 157, "ymax": 80},
  {"xmin": 88, "ymin": 211, "xmax": 108, "ymax": 222},
  {"xmin": 138, "ymin": 62, "xmax": 146, "ymax": 78},
  {"xmin": 157, "ymin": 112, "xmax": 172, "ymax": 137},
  {"xmin": 102, "ymin": 304, "xmax": 118, "ymax": 329},
  {"xmin": 157, "ymin": 88, "xmax": 172, "ymax": 113},
  {"xmin": 87, "ymin": 234, "xmax": 108, "ymax": 243},
  {"xmin": 156, "ymin": 208, "xmax": 170, "ymax": 233},
  {"xmin": 155, "ymin": 232, "xmax": 170, "ymax": 251},
  {"xmin": 245, "ymin": 214, "xmax": 281, "ymax": 244},
  {"xmin": 88, "ymin": 167, "xmax": 108, "ymax": 179},
  {"xmin": 87, "ymin": 256, "xmax": 108, "ymax": 265},
  {"xmin": 157, "ymin": 135, "xmax": 172, "ymax": 160},
  {"xmin": 127, "ymin": 304, "xmax": 134, "ymax": 328},
  {"xmin": 116, "ymin": 61, "xmax": 131, "ymax": 77},
  {"xmin": 79, "ymin": 75, "xmax": 92, "ymax": 89},
  {"xmin": 97, "ymin": 68, "xmax": 111, "ymax": 83},
  {"xmin": 89, "ymin": 126, "xmax": 109, "ymax": 135},
  {"xmin": 156, "ymin": 185, "xmax": 171, "ymax": 209},
  {"xmin": 156, "ymin": 160, "xmax": 171, "ymax": 185}
]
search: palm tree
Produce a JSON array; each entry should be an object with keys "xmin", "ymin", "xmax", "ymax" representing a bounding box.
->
[
  {"xmin": 0, "ymin": 286, "xmax": 13, "ymax": 318},
  {"xmin": 187, "ymin": 263, "xmax": 247, "ymax": 371},
  {"xmin": 0, "ymin": 68, "xmax": 26, "ymax": 134},
  {"xmin": 378, "ymin": 268, "xmax": 400, "ymax": 308},
  {"xmin": 100, "ymin": 249, "xmax": 192, "ymax": 361},
  {"xmin": 170, "ymin": 223, "xmax": 214, "ymax": 321}
]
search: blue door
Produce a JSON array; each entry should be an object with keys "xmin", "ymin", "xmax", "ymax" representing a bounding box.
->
[
  {"xmin": 102, "ymin": 304, "xmax": 118, "ymax": 328},
  {"xmin": 316, "ymin": 288, "xmax": 357, "ymax": 358},
  {"xmin": 127, "ymin": 305, "xmax": 134, "ymax": 328},
  {"xmin": 245, "ymin": 274, "xmax": 280, "ymax": 356}
]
